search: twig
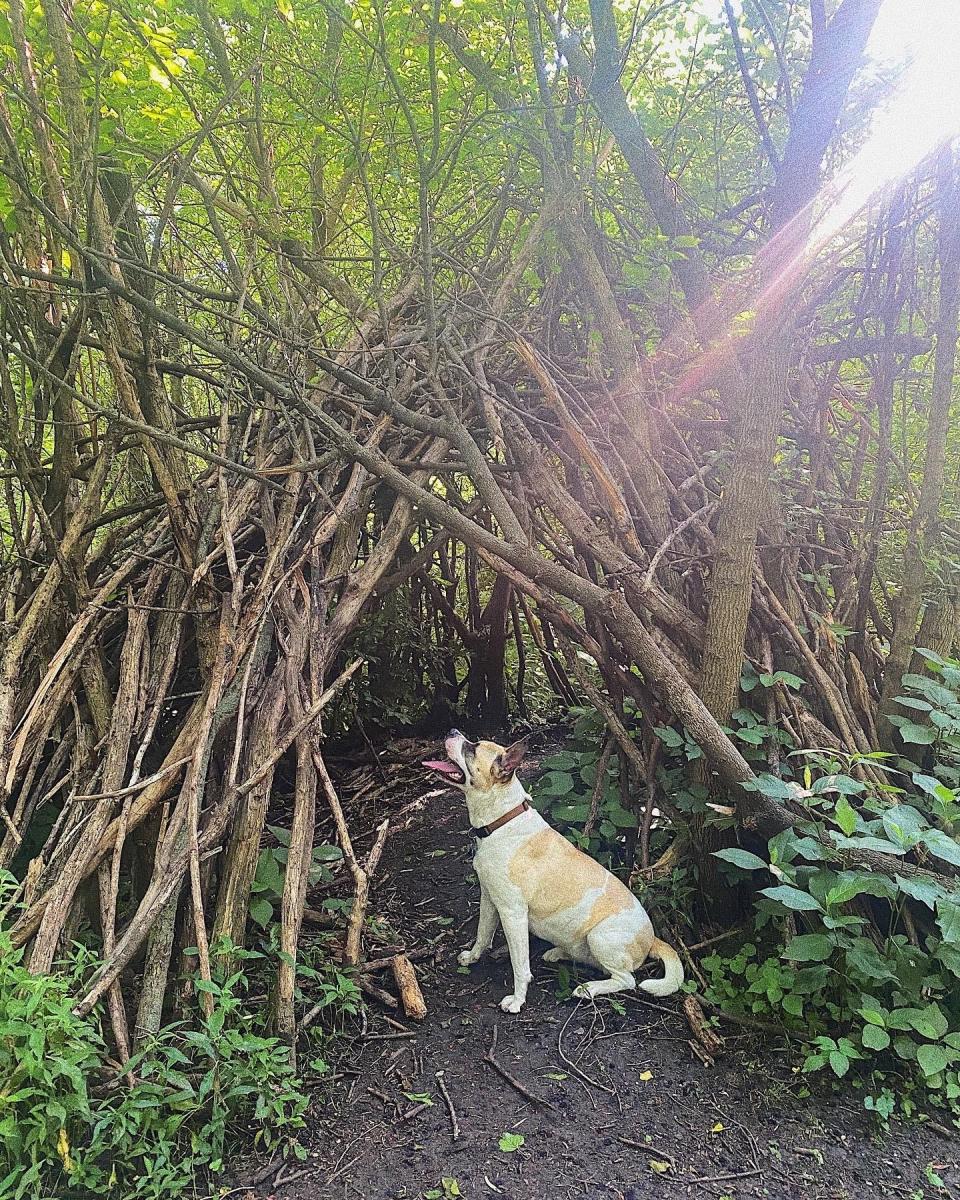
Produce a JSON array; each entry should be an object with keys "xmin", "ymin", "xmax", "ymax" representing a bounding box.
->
[
  {"xmin": 357, "ymin": 975, "xmax": 398, "ymax": 1009},
  {"xmin": 435, "ymin": 1070, "xmax": 461, "ymax": 1141},
  {"xmin": 686, "ymin": 927, "xmax": 743, "ymax": 953},
  {"xmin": 689, "ymin": 1167, "xmax": 763, "ymax": 1186},
  {"xmin": 482, "ymin": 1023, "xmax": 555, "ymax": 1110},
  {"xmin": 617, "ymin": 1136, "xmax": 675, "ymax": 1168},
  {"xmin": 395, "ymin": 1101, "xmax": 433, "ymax": 1124},
  {"xmin": 558, "ymin": 1004, "xmax": 615, "ymax": 1094}
]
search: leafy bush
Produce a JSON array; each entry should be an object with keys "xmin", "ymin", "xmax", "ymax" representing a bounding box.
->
[
  {"xmin": 702, "ymin": 736, "xmax": 960, "ymax": 1120},
  {"xmin": 533, "ymin": 705, "xmax": 638, "ymax": 863},
  {"xmin": 0, "ymin": 922, "xmax": 309, "ymax": 1199}
]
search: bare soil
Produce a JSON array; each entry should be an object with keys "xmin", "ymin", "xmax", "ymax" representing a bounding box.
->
[{"xmin": 241, "ymin": 741, "xmax": 959, "ymax": 1200}]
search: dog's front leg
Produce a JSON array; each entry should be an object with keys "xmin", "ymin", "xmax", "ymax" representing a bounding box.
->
[
  {"xmin": 498, "ymin": 902, "xmax": 532, "ymax": 1014},
  {"xmin": 458, "ymin": 886, "xmax": 499, "ymax": 966}
]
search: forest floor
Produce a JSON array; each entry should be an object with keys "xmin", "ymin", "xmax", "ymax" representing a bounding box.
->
[{"xmin": 237, "ymin": 739, "xmax": 960, "ymax": 1200}]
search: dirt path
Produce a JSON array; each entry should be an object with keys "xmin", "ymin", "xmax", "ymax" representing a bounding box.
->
[{"xmin": 247, "ymin": 753, "xmax": 958, "ymax": 1200}]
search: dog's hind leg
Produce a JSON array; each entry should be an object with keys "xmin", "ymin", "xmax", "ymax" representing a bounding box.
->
[
  {"xmin": 543, "ymin": 946, "xmax": 569, "ymax": 963},
  {"xmin": 572, "ymin": 929, "xmax": 636, "ymax": 1000}
]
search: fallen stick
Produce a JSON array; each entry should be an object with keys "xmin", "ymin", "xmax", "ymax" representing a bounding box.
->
[
  {"xmin": 396, "ymin": 1101, "xmax": 433, "ymax": 1124},
  {"xmin": 617, "ymin": 1135, "xmax": 676, "ymax": 1168},
  {"xmin": 435, "ymin": 1070, "xmax": 461, "ymax": 1142},
  {"xmin": 358, "ymin": 976, "xmax": 398, "ymax": 1009},
  {"xmin": 391, "ymin": 954, "xmax": 428, "ymax": 1020},
  {"xmin": 482, "ymin": 1023, "xmax": 555, "ymax": 1110},
  {"xmin": 682, "ymin": 994, "xmax": 725, "ymax": 1058},
  {"xmin": 356, "ymin": 946, "xmax": 436, "ymax": 973}
]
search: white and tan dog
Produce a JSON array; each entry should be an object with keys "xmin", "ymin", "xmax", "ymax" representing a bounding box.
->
[{"xmin": 424, "ymin": 730, "xmax": 683, "ymax": 1013}]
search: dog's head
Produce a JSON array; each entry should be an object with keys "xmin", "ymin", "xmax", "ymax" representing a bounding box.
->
[{"xmin": 423, "ymin": 730, "xmax": 529, "ymax": 796}]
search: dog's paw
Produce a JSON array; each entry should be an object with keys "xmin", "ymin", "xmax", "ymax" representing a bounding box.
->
[
  {"xmin": 499, "ymin": 993, "xmax": 525, "ymax": 1014},
  {"xmin": 457, "ymin": 949, "xmax": 479, "ymax": 967},
  {"xmin": 543, "ymin": 947, "xmax": 567, "ymax": 963},
  {"xmin": 572, "ymin": 982, "xmax": 596, "ymax": 1000}
]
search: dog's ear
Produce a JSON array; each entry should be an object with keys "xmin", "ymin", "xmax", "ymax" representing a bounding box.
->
[{"xmin": 494, "ymin": 737, "xmax": 529, "ymax": 782}]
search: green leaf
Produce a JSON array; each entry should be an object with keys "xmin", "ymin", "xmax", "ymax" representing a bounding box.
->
[
  {"xmin": 895, "ymin": 874, "xmax": 943, "ymax": 909},
  {"xmin": 894, "ymin": 720, "xmax": 938, "ymax": 745},
  {"xmin": 834, "ymin": 795, "xmax": 858, "ymax": 836},
  {"xmin": 923, "ymin": 829, "xmax": 960, "ymax": 867},
  {"xmin": 743, "ymin": 773, "xmax": 809, "ymax": 801},
  {"xmin": 910, "ymin": 1003, "xmax": 948, "ymax": 1040},
  {"xmin": 654, "ymin": 726, "xmax": 684, "ymax": 749},
  {"xmin": 829, "ymin": 833, "xmax": 906, "ymax": 855},
  {"xmin": 861, "ymin": 1024, "xmax": 890, "ymax": 1051},
  {"xmin": 499, "ymin": 1133, "xmax": 525, "ymax": 1152},
  {"xmin": 812, "ymin": 774, "xmax": 865, "ymax": 796},
  {"xmin": 844, "ymin": 938, "xmax": 896, "ymax": 982},
  {"xmin": 828, "ymin": 1051, "xmax": 849, "ymax": 1077},
  {"xmin": 936, "ymin": 942, "xmax": 960, "ymax": 977},
  {"xmin": 541, "ymin": 771, "xmax": 575, "ymax": 796},
  {"xmin": 713, "ymin": 848, "xmax": 768, "ymax": 871},
  {"xmin": 917, "ymin": 1044, "xmax": 950, "ymax": 1077},
  {"xmin": 249, "ymin": 898, "xmax": 273, "ymax": 927},
  {"xmin": 760, "ymin": 670, "xmax": 804, "ymax": 690},
  {"xmin": 759, "ymin": 885, "xmax": 822, "ymax": 912},
  {"xmin": 783, "ymin": 934, "xmax": 834, "ymax": 962},
  {"xmin": 881, "ymin": 805, "xmax": 927, "ymax": 848},
  {"xmin": 825, "ymin": 871, "xmax": 896, "ymax": 906}
]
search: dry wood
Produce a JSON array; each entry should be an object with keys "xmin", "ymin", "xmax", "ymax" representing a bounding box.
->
[{"xmin": 390, "ymin": 954, "xmax": 428, "ymax": 1021}]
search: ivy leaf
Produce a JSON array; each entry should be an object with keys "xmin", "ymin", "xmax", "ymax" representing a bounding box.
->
[
  {"xmin": 828, "ymin": 1050, "xmax": 850, "ymax": 1077},
  {"xmin": 498, "ymin": 1133, "xmax": 524, "ymax": 1152}
]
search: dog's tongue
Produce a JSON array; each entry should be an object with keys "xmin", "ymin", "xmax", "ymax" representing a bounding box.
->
[{"xmin": 422, "ymin": 759, "xmax": 461, "ymax": 776}]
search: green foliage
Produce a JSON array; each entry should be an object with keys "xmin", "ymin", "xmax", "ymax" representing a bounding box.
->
[
  {"xmin": 533, "ymin": 705, "xmax": 638, "ymax": 863},
  {"xmin": 249, "ymin": 827, "xmax": 343, "ymax": 928},
  {"xmin": 703, "ymin": 743, "xmax": 960, "ymax": 1124},
  {"xmin": 889, "ymin": 652, "xmax": 960, "ymax": 781},
  {"xmin": 0, "ymin": 919, "xmax": 311, "ymax": 1198}
]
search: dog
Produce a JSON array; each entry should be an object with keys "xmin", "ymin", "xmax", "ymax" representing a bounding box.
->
[{"xmin": 424, "ymin": 730, "xmax": 683, "ymax": 1013}]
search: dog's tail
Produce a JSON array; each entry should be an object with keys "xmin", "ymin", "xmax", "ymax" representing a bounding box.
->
[{"xmin": 639, "ymin": 937, "xmax": 684, "ymax": 997}]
